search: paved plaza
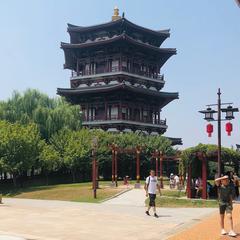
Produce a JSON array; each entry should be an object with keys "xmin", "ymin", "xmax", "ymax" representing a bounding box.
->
[{"xmin": 0, "ymin": 189, "xmax": 218, "ymax": 240}]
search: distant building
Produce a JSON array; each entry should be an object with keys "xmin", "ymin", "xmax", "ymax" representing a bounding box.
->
[{"xmin": 57, "ymin": 8, "xmax": 182, "ymax": 145}]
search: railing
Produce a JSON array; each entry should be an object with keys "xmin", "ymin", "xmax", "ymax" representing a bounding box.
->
[
  {"xmin": 71, "ymin": 67, "xmax": 163, "ymax": 81},
  {"xmin": 82, "ymin": 115, "xmax": 166, "ymax": 125}
]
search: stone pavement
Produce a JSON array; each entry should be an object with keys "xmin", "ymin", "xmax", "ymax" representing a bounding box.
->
[{"xmin": 0, "ymin": 189, "xmax": 217, "ymax": 240}]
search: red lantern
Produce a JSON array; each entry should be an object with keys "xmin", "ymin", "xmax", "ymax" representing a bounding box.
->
[
  {"xmin": 206, "ymin": 123, "xmax": 213, "ymax": 137},
  {"xmin": 225, "ymin": 122, "xmax": 233, "ymax": 136}
]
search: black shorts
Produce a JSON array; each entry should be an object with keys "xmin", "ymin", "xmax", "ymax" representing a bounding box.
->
[
  {"xmin": 149, "ymin": 193, "xmax": 156, "ymax": 207},
  {"xmin": 219, "ymin": 203, "xmax": 233, "ymax": 214}
]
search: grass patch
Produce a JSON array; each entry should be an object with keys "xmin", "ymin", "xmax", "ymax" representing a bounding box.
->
[
  {"xmin": 161, "ymin": 189, "xmax": 186, "ymax": 198},
  {"xmin": 146, "ymin": 196, "xmax": 218, "ymax": 208},
  {"xmin": 2, "ymin": 182, "xmax": 123, "ymax": 203}
]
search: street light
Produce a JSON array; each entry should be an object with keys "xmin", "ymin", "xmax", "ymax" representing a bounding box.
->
[
  {"xmin": 199, "ymin": 88, "xmax": 239, "ymax": 178},
  {"xmin": 199, "ymin": 107, "xmax": 217, "ymax": 121},
  {"xmin": 92, "ymin": 137, "xmax": 98, "ymax": 199},
  {"xmin": 221, "ymin": 105, "xmax": 239, "ymax": 120}
]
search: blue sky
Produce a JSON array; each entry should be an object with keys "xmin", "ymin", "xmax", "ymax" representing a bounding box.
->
[{"xmin": 0, "ymin": 0, "xmax": 240, "ymax": 148}]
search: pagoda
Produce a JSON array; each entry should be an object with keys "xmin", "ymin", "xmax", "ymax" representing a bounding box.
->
[{"xmin": 57, "ymin": 7, "xmax": 182, "ymax": 145}]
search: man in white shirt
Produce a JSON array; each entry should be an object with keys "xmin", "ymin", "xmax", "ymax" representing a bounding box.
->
[
  {"xmin": 144, "ymin": 170, "xmax": 161, "ymax": 217},
  {"xmin": 174, "ymin": 174, "xmax": 180, "ymax": 190}
]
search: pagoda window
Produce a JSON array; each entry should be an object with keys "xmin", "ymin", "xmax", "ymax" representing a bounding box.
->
[
  {"xmin": 122, "ymin": 107, "xmax": 129, "ymax": 120},
  {"xmin": 97, "ymin": 61, "xmax": 105, "ymax": 74},
  {"xmin": 111, "ymin": 106, "xmax": 118, "ymax": 119},
  {"xmin": 85, "ymin": 64, "xmax": 90, "ymax": 75},
  {"xmin": 82, "ymin": 107, "xmax": 87, "ymax": 121},
  {"xmin": 88, "ymin": 107, "xmax": 96, "ymax": 121},
  {"xmin": 121, "ymin": 59, "xmax": 127, "ymax": 72},
  {"xmin": 143, "ymin": 110, "xmax": 148, "ymax": 122},
  {"xmin": 134, "ymin": 109, "xmax": 140, "ymax": 121},
  {"xmin": 90, "ymin": 62, "xmax": 96, "ymax": 74},
  {"xmin": 112, "ymin": 60, "xmax": 119, "ymax": 72},
  {"xmin": 95, "ymin": 106, "xmax": 105, "ymax": 121}
]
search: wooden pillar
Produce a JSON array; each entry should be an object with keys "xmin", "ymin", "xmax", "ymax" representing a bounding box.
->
[
  {"xmin": 202, "ymin": 155, "xmax": 207, "ymax": 199},
  {"xmin": 86, "ymin": 104, "xmax": 89, "ymax": 121},
  {"xmin": 187, "ymin": 164, "xmax": 192, "ymax": 198},
  {"xmin": 76, "ymin": 59, "xmax": 79, "ymax": 76},
  {"xmin": 159, "ymin": 152, "xmax": 164, "ymax": 188},
  {"xmin": 92, "ymin": 150, "xmax": 97, "ymax": 198},
  {"xmin": 115, "ymin": 150, "xmax": 118, "ymax": 187},
  {"xmin": 136, "ymin": 149, "xmax": 140, "ymax": 183},
  {"xmin": 155, "ymin": 156, "xmax": 159, "ymax": 178},
  {"xmin": 119, "ymin": 54, "xmax": 122, "ymax": 71},
  {"xmin": 119, "ymin": 100, "xmax": 122, "ymax": 120},
  {"xmin": 112, "ymin": 149, "xmax": 115, "ymax": 183},
  {"xmin": 104, "ymin": 100, "xmax": 107, "ymax": 120}
]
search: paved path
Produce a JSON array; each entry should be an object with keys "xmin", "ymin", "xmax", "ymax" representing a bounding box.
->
[
  {"xmin": 0, "ymin": 189, "xmax": 217, "ymax": 240},
  {"xmin": 102, "ymin": 188, "xmax": 146, "ymax": 206}
]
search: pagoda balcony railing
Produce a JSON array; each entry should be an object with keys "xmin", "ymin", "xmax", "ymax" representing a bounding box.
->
[
  {"xmin": 71, "ymin": 66, "xmax": 163, "ymax": 81},
  {"xmin": 82, "ymin": 115, "xmax": 166, "ymax": 126}
]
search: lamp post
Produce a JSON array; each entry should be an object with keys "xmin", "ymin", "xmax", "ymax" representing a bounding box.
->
[
  {"xmin": 92, "ymin": 137, "xmax": 98, "ymax": 198},
  {"xmin": 199, "ymin": 88, "xmax": 238, "ymax": 177}
]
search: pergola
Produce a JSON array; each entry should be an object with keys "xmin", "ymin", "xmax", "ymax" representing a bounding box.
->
[
  {"xmin": 151, "ymin": 150, "xmax": 181, "ymax": 188},
  {"xmin": 186, "ymin": 151, "xmax": 238, "ymax": 199},
  {"xmin": 109, "ymin": 144, "xmax": 143, "ymax": 187}
]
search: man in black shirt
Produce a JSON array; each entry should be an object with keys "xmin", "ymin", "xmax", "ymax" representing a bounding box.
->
[{"xmin": 215, "ymin": 175, "xmax": 237, "ymax": 237}]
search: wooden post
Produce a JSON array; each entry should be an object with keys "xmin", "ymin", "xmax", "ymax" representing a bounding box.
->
[
  {"xmin": 92, "ymin": 150, "xmax": 97, "ymax": 198},
  {"xmin": 112, "ymin": 149, "xmax": 115, "ymax": 183},
  {"xmin": 104, "ymin": 100, "xmax": 107, "ymax": 120},
  {"xmin": 202, "ymin": 154, "xmax": 207, "ymax": 199},
  {"xmin": 187, "ymin": 164, "xmax": 192, "ymax": 198},
  {"xmin": 155, "ymin": 156, "xmax": 159, "ymax": 178},
  {"xmin": 159, "ymin": 152, "xmax": 164, "ymax": 188},
  {"xmin": 86, "ymin": 104, "xmax": 89, "ymax": 121},
  {"xmin": 115, "ymin": 150, "xmax": 118, "ymax": 187},
  {"xmin": 136, "ymin": 150, "xmax": 140, "ymax": 183}
]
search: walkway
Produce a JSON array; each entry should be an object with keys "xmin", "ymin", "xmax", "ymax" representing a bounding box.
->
[{"xmin": 0, "ymin": 189, "xmax": 217, "ymax": 240}]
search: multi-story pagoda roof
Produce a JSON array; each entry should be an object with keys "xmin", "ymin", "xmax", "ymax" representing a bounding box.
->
[
  {"xmin": 61, "ymin": 32, "xmax": 176, "ymax": 70},
  {"xmin": 67, "ymin": 17, "xmax": 170, "ymax": 47},
  {"xmin": 57, "ymin": 82, "xmax": 178, "ymax": 108}
]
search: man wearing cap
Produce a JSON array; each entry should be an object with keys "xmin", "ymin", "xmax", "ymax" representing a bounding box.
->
[{"xmin": 215, "ymin": 175, "xmax": 237, "ymax": 237}]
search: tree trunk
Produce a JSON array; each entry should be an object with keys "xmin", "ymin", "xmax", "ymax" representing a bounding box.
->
[
  {"xmin": 71, "ymin": 169, "xmax": 76, "ymax": 183},
  {"xmin": 45, "ymin": 173, "xmax": 49, "ymax": 186},
  {"xmin": 12, "ymin": 173, "xmax": 17, "ymax": 187}
]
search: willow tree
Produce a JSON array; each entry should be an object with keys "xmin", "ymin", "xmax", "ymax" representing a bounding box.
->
[{"xmin": 0, "ymin": 89, "xmax": 82, "ymax": 141}]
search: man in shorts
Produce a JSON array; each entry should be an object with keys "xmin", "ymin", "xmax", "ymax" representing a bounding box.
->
[
  {"xmin": 215, "ymin": 175, "xmax": 237, "ymax": 237},
  {"xmin": 144, "ymin": 170, "xmax": 161, "ymax": 218}
]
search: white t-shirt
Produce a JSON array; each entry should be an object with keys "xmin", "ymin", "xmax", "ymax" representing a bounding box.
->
[
  {"xmin": 174, "ymin": 175, "xmax": 180, "ymax": 183},
  {"xmin": 145, "ymin": 176, "xmax": 159, "ymax": 194}
]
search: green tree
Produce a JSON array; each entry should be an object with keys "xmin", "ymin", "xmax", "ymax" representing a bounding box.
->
[
  {"xmin": 0, "ymin": 121, "xmax": 42, "ymax": 186},
  {"xmin": 0, "ymin": 89, "xmax": 82, "ymax": 141},
  {"xmin": 39, "ymin": 142, "xmax": 61, "ymax": 185}
]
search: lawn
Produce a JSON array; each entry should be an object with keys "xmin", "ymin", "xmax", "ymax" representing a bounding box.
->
[
  {"xmin": 146, "ymin": 195, "xmax": 218, "ymax": 208},
  {"xmin": 2, "ymin": 182, "xmax": 124, "ymax": 203}
]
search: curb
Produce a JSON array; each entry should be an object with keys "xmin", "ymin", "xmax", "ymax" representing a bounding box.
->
[{"xmin": 99, "ymin": 188, "xmax": 133, "ymax": 203}]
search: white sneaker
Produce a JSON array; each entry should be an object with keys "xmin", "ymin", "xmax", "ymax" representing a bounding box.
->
[
  {"xmin": 228, "ymin": 230, "xmax": 237, "ymax": 237},
  {"xmin": 221, "ymin": 229, "xmax": 227, "ymax": 235}
]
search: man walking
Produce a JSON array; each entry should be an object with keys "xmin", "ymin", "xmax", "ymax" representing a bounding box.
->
[{"xmin": 144, "ymin": 170, "xmax": 161, "ymax": 217}]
